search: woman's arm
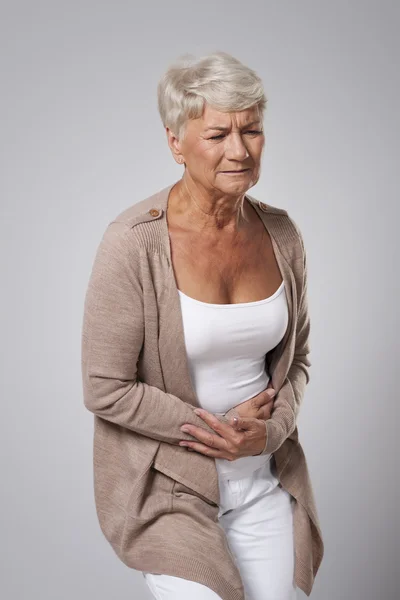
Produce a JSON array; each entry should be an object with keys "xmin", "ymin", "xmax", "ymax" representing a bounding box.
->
[
  {"xmin": 257, "ymin": 222, "xmax": 311, "ymax": 455},
  {"xmin": 81, "ymin": 221, "xmax": 216, "ymax": 445}
]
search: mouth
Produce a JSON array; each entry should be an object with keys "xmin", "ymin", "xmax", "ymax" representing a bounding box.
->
[{"xmin": 221, "ymin": 169, "xmax": 250, "ymax": 174}]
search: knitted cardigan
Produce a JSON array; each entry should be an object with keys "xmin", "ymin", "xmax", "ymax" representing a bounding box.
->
[{"xmin": 81, "ymin": 181, "xmax": 324, "ymax": 599}]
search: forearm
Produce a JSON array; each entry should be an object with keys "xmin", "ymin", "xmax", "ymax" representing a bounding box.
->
[
  {"xmin": 257, "ymin": 358, "xmax": 309, "ymax": 454},
  {"xmin": 82, "ymin": 373, "xmax": 216, "ymax": 444}
]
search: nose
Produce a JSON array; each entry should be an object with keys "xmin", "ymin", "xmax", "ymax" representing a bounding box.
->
[{"xmin": 224, "ymin": 132, "xmax": 249, "ymax": 161}]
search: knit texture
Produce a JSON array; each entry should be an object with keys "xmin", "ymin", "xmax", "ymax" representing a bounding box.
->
[{"xmin": 81, "ymin": 181, "xmax": 324, "ymax": 599}]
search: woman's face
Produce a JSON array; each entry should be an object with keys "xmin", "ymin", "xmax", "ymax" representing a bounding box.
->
[{"xmin": 167, "ymin": 103, "xmax": 265, "ymax": 196}]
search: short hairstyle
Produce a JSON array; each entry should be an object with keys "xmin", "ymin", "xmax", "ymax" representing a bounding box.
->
[{"xmin": 157, "ymin": 51, "xmax": 267, "ymax": 140}]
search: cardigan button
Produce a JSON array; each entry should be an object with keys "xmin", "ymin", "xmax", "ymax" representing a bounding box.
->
[{"xmin": 149, "ymin": 208, "xmax": 160, "ymax": 217}]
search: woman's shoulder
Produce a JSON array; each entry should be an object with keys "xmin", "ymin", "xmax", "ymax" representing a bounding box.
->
[
  {"xmin": 247, "ymin": 193, "xmax": 304, "ymax": 244},
  {"xmin": 247, "ymin": 193, "xmax": 307, "ymax": 267},
  {"xmin": 93, "ymin": 185, "xmax": 170, "ymax": 262},
  {"xmin": 96, "ymin": 186, "xmax": 167, "ymax": 245},
  {"xmin": 110, "ymin": 187, "xmax": 166, "ymax": 231},
  {"xmin": 246, "ymin": 192, "xmax": 289, "ymax": 217}
]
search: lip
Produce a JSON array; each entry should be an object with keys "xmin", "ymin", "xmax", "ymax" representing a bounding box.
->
[{"xmin": 221, "ymin": 169, "xmax": 250, "ymax": 173}]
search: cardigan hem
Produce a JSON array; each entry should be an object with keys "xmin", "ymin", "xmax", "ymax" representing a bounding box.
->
[
  {"xmin": 128, "ymin": 549, "xmax": 245, "ymax": 600},
  {"xmin": 294, "ymin": 551, "xmax": 315, "ymax": 597},
  {"xmin": 114, "ymin": 540, "xmax": 315, "ymax": 598}
]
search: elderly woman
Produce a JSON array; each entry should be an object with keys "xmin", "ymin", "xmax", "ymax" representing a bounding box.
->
[{"xmin": 81, "ymin": 51, "xmax": 324, "ymax": 600}]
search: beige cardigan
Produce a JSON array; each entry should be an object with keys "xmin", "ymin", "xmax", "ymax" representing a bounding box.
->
[{"xmin": 81, "ymin": 181, "xmax": 324, "ymax": 599}]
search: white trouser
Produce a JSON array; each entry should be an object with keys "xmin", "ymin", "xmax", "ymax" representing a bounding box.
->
[{"xmin": 142, "ymin": 457, "xmax": 297, "ymax": 600}]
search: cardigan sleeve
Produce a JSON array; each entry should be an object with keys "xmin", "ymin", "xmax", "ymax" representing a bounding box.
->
[
  {"xmin": 258, "ymin": 221, "xmax": 311, "ymax": 455},
  {"xmin": 81, "ymin": 222, "xmax": 217, "ymax": 444}
]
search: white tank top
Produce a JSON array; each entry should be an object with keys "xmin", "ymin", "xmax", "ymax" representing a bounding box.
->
[{"xmin": 178, "ymin": 280, "xmax": 289, "ymax": 480}]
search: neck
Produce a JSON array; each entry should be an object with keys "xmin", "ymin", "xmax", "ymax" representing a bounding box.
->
[{"xmin": 174, "ymin": 174, "xmax": 250, "ymax": 233}]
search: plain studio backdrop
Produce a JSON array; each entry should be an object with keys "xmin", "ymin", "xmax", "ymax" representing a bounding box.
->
[{"xmin": 1, "ymin": 1, "xmax": 398, "ymax": 599}]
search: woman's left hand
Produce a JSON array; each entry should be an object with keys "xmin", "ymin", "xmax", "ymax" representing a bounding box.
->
[{"xmin": 179, "ymin": 409, "xmax": 267, "ymax": 458}]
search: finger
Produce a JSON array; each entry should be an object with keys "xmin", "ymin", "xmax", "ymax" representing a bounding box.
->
[
  {"xmin": 180, "ymin": 440, "xmax": 227, "ymax": 458},
  {"xmin": 227, "ymin": 415, "xmax": 256, "ymax": 432},
  {"xmin": 259, "ymin": 404, "xmax": 273, "ymax": 420},
  {"xmin": 228, "ymin": 414, "xmax": 238, "ymax": 428},
  {"xmin": 193, "ymin": 408, "xmax": 238, "ymax": 440},
  {"xmin": 180, "ymin": 422, "xmax": 227, "ymax": 451},
  {"xmin": 254, "ymin": 390, "xmax": 275, "ymax": 409},
  {"xmin": 261, "ymin": 397, "xmax": 274, "ymax": 414},
  {"xmin": 228, "ymin": 414, "xmax": 246, "ymax": 431}
]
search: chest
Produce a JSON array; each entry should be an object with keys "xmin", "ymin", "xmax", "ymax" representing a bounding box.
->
[{"xmin": 168, "ymin": 222, "xmax": 283, "ymax": 304}]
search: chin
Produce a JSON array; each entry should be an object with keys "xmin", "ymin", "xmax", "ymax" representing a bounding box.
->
[{"xmin": 224, "ymin": 176, "xmax": 256, "ymax": 191}]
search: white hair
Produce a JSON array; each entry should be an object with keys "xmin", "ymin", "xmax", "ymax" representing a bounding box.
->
[{"xmin": 157, "ymin": 51, "xmax": 267, "ymax": 140}]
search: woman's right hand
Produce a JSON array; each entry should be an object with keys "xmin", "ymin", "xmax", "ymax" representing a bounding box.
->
[{"xmin": 223, "ymin": 380, "xmax": 276, "ymax": 423}]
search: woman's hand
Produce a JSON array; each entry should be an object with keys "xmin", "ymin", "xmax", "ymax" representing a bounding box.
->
[
  {"xmin": 224, "ymin": 380, "xmax": 276, "ymax": 423},
  {"xmin": 179, "ymin": 409, "xmax": 269, "ymax": 459}
]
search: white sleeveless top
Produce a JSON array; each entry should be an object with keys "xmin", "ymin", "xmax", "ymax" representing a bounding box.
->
[{"xmin": 178, "ymin": 280, "xmax": 289, "ymax": 480}]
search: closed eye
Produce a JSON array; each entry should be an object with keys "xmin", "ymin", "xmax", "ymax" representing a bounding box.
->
[{"xmin": 209, "ymin": 130, "xmax": 263, "ymax": 140}]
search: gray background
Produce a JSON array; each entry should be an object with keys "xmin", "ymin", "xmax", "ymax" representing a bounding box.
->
[{"xmin": 1, "ymin": 1, "xmax": 399, "ymax": 599}]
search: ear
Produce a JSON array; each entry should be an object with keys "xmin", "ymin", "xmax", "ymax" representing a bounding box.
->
[{"xmin": 166, "ymin": 127, "xmax": 184, "ymax": 165}]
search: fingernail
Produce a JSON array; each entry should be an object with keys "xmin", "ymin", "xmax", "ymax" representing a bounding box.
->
[{"xmin": 193, "ymin": 408, "xmax": 203, "ymax": 415}]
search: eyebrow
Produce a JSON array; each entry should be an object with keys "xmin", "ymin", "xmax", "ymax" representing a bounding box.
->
[{"xmin": 204, "ymin": 120, "xmax": 262, "ymax": 132}]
